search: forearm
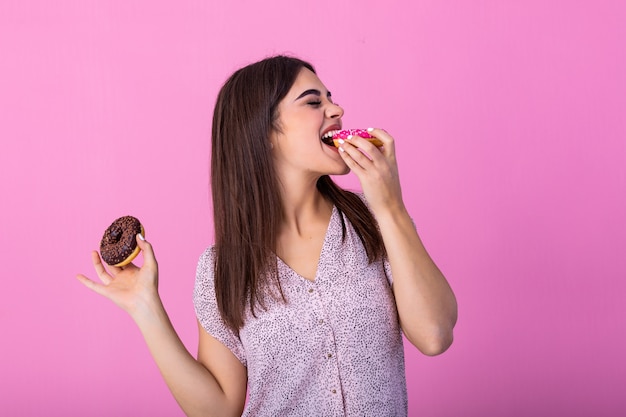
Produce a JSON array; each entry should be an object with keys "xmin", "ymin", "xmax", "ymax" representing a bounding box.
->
[
  {"xmin": 131, "ymin": 298, "xmax": 237, "ymax": 417},
  {"xmin": 375, "ymin": 204, "xmax": 458, "ymax": 355}
]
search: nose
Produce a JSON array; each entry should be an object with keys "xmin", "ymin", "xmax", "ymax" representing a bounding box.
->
[{"xmin": 326, "ymin": 102, "xmax": 344, "ymax": 119}]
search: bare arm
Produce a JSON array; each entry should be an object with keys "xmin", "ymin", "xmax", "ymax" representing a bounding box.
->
[
  {"xmin": 76, "ymin": 237, "xmax": 247, "ymax": 416},
  {"xmin": 374, "ymin": 205, "xmax": 457, "ymax": 355},
  {"xmin": 338, "ymin": 128, "xmax": 458, "ymax": 355}
]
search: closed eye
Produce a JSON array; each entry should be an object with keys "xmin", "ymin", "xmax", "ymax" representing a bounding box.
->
[{"xmin": 296, "ymin": 89, "xmax": 333, "ymax": 105}]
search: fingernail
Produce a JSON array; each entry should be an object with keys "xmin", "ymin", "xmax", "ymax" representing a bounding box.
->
[
  {"xmin": 338, "ymin": 139, "xmax": 345, "ymax": 144},
  {"xmin": 347, "ymin": 135, "xmax": 353, "ymax": 140},
  {"xmin": 338, "ymin": 147, "xmax": 345, "ymax": 153},
  {"xmin": 367, "ymin": 127, "xmax": 374, "ymax": 132},
  {"xmin": 138, "ymin": 233, "xmax": 145, "ymax": 241}
]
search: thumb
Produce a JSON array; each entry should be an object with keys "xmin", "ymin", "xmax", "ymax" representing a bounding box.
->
[{"xmin": 136, "ymin": 233, "xmax": 158, "ymax": 270}]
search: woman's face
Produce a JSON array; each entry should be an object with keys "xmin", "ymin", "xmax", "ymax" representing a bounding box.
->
[{"xmin": 271, "ymin": 68, "xmax": 348, "ymax": 180}]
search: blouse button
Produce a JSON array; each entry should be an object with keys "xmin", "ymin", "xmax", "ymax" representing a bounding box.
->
[
  {"xmin": 331, "ymin": 389, "xmax": 337, "ymax": 394},
  {"xmin": 308, "ymin": 288, "xmax": 314, "ymax": 293},
  {"xmin": 327, "ymin": 353, "xmax": 333, "ymax": 358}
]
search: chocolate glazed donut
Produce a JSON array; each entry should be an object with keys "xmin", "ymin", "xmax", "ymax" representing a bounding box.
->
[{"xmin": 100, "ymin": 216, "xmax": 144, "ymax": 267}]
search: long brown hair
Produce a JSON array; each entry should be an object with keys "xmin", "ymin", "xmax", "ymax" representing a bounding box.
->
[{"xmin": 211, "ymin": 55, "xmax": 384, "ymax": 331}]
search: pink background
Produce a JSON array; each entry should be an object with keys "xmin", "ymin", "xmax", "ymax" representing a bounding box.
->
[{"xmin": 1, "ymin": 1, "xmax": 625, "ymax": 416}]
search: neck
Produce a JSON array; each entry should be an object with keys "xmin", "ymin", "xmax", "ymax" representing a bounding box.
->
[{"xmin": 277, "ymin": 172, "xmax": 331, "ymax": 236}]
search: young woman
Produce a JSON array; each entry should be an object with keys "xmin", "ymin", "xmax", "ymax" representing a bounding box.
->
[{"xmin": 78, "ymin": 55, "xmax": 457, "ymax": 417}]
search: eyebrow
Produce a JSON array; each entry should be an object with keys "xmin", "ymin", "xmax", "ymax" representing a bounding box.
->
[{"xmin": 295, "ymin": 89, "xmax": 332, "ymax": 101}]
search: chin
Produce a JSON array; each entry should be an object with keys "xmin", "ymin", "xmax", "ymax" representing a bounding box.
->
[
  {"xmin": 318, "ymin": 153, "xmax": 351, "ymax": 176},
  {"xmin": 329, "ymin": 165, "xmax": 351, "ymax": 176}
]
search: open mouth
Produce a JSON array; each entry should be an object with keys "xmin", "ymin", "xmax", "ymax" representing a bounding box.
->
[{"xmin": 321, "ymin": 130, "xmax": 340, "ymax": 146}]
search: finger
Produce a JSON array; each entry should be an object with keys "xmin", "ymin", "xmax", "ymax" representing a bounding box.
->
[
  {"xmin": 109, "ymin": 264, "xmax": 125, "ymax": 274},
  {"xmin": 136, "ymin": 234, "xmax": 158, "ymax": 271},
  {"xmin": 344, "ymin": 133, "xmax": 379, "ymax": 157},
  {"xmin": 91, "ymin": 251, "xmax": 113, "ymax": 285},
  {"xmin": 366, "ymin": 127, "xmax": 395, "ymax": 157},
  {"xmin": 339, "ymin": 138, "xmax": 375, "ymax": 170},
  {"xmin": 76, "ymin": 273, "xmax": 108, "ymax": 297},
  {"xmin": 338, "ymin": 143, "xmax": 372, "ymax": 179}
]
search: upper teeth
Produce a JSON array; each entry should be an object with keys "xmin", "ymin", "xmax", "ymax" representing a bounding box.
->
[{"xmin": 322, "ymin": 130, "xmax": 340, "ymax": 139}]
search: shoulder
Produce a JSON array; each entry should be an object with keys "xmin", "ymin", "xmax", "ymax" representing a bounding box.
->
[
  {"xmin": 194, "ymin": 245, "xmax": 217, "ymax": 294},
  {"xmin": 342, "ymin": 189, "xmax": 370, "ymax": 210},
  {"xmin": 196, "ymin": 246, "xmax": 216, "ymax": 275},
  {"xmin": 353, "ymin": 191, "xmax": 371, "ymax": 208}
]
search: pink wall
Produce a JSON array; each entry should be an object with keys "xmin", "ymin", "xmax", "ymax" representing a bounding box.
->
[{"xmin": 1, "ymin": 1, "xmax": 624, "ymax": 416}]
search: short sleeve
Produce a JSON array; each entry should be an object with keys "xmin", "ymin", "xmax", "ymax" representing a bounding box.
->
[{"xmin": 193, "ymin": 247, "xmax": 247, "ymax": 366}]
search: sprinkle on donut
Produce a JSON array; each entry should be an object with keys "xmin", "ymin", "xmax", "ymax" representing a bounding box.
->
[
  {"xmin": 332, "ymin": 128, "xmax": 374, "ymax": 140},
  {"xmin": 324, "ymin": 128, "xmax": 383, "ymax": 147}
]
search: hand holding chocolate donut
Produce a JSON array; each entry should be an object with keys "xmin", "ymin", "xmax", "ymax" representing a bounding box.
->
[
  {"xmin": 100, "ymin": 216, "xmax": 145, "ymax": 267},
  {"xmin": 78, "ymin": 215, "xmax": 157, "ymax": 316}
]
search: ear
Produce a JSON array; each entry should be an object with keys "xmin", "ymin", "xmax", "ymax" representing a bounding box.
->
[{"xmin": 268, "ymin": 128, "xmax": 280, "ymax": 150}]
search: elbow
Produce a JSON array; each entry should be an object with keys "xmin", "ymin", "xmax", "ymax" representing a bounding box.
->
[
  {"xmin": 421, "ymin": 331, "xmax": 454, "ymax": 356},
  {"xmin": 404, "ymin": 324, "xmax": 455, "ymax": 356},
  {"xmin": 401, "ymin": 297, "xmax": 458, "ymax": 356}
]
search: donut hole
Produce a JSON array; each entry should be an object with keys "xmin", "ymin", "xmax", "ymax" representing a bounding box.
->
[{"xmin": 110, "ymin": 227, "xmax": 122, "ymax": 242}]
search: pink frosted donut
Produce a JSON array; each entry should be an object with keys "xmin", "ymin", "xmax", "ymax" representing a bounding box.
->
[{"xmin": 331, "ymin": 129, "xmax": 383, "ymax": 147}]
